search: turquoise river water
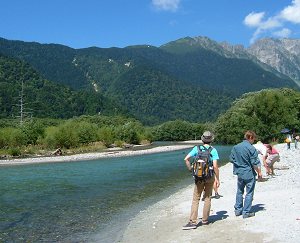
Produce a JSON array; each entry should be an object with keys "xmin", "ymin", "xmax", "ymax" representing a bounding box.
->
[{"xmin": 0, "ymin": 144, "xmax": 232, "ymax": 242}]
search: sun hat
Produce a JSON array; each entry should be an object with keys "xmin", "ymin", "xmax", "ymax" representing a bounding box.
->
[{"xmin": 201, "ymin": 131, "xmax": 214, "ymax": 143}]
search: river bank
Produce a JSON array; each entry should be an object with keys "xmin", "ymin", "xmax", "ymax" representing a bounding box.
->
[
  {"xmin": 0, "ymin": 141, "xmax": 202, "ymax": 166},
  {"xmin": 0, "ymin": 141, "xmax": 211, "ymax": 242},
  {"xmin": 120, "ymin": 143, "xmax": 300, "ymax": 243}
]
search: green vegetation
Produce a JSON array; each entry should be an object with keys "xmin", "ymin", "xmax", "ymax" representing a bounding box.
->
[
  {"xmin": 1, "ymin": 38, "xmax": 300, "ymax": 158},
  {"xmin": 0, "ymin": 115, "xmax": 150, "ymax": 157},
  {"xmin": 215, "ymin": 88, "xmax": 300, "ymax": 144},
  {"xmin": 0, "ymin": 53, "xmax": 128, "ymax": 119},
  {"xmin": 2, "ymin": 88, "xmax": 300, "ymax": 158},
  {"xmin": 151, "ymin": 120, "xmax": 204, "ymax": 141},
  {"xmin": 0, "ymin": 37, "xmax": 298, "ymax": 125}
]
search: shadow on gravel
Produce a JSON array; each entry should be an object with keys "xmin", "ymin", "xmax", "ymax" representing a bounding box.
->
[
  {"xmin": 208, "ymin": 210, "xmax": 229, "ymax": 224},
  {"xmin": 251, "ymin": 203, "xmax": 265, "ymax": 214}
]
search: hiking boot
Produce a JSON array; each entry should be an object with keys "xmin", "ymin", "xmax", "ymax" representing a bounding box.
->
[
  {"xmin": 215, "ymin": 193, "xmax": 221, "ymax": 199},
  {"xmin": 243, "ymin": 212, "xmax": 255, "ymax": 218},
  {"xmin": 182, "ymin": 222, "xmax": 197, "ymax": 230}
]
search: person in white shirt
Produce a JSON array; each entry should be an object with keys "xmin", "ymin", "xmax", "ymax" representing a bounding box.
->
[{"xmin": 253, "ymin": 141, "xmax": 268, "ymax": 176}]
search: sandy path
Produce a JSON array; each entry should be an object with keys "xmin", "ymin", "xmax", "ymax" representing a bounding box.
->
[{"xmin": 120, "ymin": 143, "xmax": 300, "ymax": 243}]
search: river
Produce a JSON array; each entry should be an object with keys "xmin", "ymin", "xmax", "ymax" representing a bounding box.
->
[{"xmin": 0, "ymin": 144, "xmax": 232, "ymax": 242}]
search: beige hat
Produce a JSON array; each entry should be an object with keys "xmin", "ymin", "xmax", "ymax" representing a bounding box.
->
[{"xmin": 201, "ymin": 131, "xmax": 214, "ymax": 143}]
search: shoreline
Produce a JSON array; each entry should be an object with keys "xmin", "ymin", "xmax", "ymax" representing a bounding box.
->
[
  {"xmin": 0, "ymin": 141, "xmax": 202, "ymax": 166},
  {"xmin": 120, "ymin": 143, "xmax": 300, "ymax": 243}
]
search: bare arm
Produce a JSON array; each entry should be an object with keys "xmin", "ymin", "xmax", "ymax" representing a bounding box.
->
[
  {"xmin": 262, "ymin": 155, "xmax": 267, "ymax": 166},
  {"xmin": 213, "ymin": 160, "xmax": 220, "ymax": 187},
  {"xmin": 254, "ymin": 165, "xmax": 262, "ymax": 179},
  {"xmin": 184, "ymin": 154, "xmax": 192, "ymax": 171}
]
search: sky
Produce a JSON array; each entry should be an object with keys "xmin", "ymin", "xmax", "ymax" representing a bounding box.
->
[{"xmin": 1, "ymin": 0, "xmax": 300, "ymax": 49}]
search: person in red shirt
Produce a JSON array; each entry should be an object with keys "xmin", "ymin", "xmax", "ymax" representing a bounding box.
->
[{"xmin": 264, "ymin": 144, "xmax": 280, "ymax": 176}]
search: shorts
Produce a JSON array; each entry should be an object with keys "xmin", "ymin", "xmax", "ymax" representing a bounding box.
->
[{"xmin": 266, "ymin": 154, "xmax": 280, "ymax": 167}]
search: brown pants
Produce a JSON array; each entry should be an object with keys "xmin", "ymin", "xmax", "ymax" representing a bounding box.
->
[{"xmin": 189, "ymin": 176, "xmax": 214, "ymax": 224}]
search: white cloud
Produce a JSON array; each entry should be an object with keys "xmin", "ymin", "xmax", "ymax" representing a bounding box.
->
[
  {"xmin": 279, "ymin": 0, "xmax": 300, "ymax": 24},
  {"xmin": 246, "ymin": 15, "xmax": 282, "ymax": 44},
  {"xmin": 273, "ymin": 28, "xmax": 292, "ymax": 38},
  {"xmin": 250, "ymin": 28, "xmax": 263, "ymax": 44},
  {"xmin": 152, "ymin": 0, "xmax": 180, "ymax": 12},
  {"xmin": 260, "ymin": 17, "xmax": 282, "ymax": 30},
  {"xmin": 244, "ymin": 12, "xmax": 281, "ymax": 31},
  {"xmin": 244, "ymin": 0, "xmax": 300, "ymax": 44},
  {"xmin": 244, "ymin": 12, "xmax": 265, "ymax": 27}
]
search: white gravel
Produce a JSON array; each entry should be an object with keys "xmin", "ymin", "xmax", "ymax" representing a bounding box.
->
[{"xmin": 120, "ymin": 143, "xmax": 300, "ymax": 243}]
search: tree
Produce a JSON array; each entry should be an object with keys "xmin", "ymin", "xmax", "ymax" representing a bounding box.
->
[{"xmin": 215, "ymin": 88, "xmax": 300, "ymax": 144}]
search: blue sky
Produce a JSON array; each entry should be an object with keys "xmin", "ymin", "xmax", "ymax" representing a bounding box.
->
[{"xmin": 1, "ymin": 0, "xmax": 300, "ymax": 49}]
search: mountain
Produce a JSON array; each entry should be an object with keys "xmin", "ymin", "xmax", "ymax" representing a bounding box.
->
[
  {"xmin": 0, "ymin": 36, "xmax": 299, "ymax": 125},
  {"xmin": 159, "ymin": 37, "xmax": 297, "ymax": 94},
  {"xmin": 0, "ymin": 53, "xmax": 127, "ymax": 119},
  {"xmin": 105, "ymin": 65, "xmax": 233, "ymax": 124},
  {"xmin": 0, "ymin": 38, "xmax": 89, "ymax": 90},
  {"xmin": 162, "ymin": 36, "xmax": 297, "ymax": 84},
  {"xmin": 247, "ymin": 38, "xmax": 300, "ymax": 85}
]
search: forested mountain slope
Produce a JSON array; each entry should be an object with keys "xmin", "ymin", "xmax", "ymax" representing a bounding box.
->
[
  {"xmin": 0, "ymin": 36, "xmax": 299, "ymax": 124},
  {"xmin": 0, "ymin": 54, "xmax": 127, "ymax": 119}
]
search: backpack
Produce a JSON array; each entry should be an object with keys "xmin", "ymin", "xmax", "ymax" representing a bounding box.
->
[{"xmin": 192, "ymin": 145, "xmax": 214, "ymax": 181}]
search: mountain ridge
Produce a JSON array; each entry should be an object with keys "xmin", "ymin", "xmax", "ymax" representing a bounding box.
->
[
  {"xmin": 248, "ymin": 38, "xmax": 300, "ymax": 85},
  {"xmin": 0, "ymin": 36, "xmax": 299, "ymax": 125}
]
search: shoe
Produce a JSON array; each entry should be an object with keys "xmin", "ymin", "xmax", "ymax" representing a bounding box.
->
[
  {"xmin": 215, "ymin": 193, "xmax": 221, "ymax": 199},
  {"xmin": 235, "ymin": 210, "xmax": 242, "ymax": 216},
  {"xmin": 201, "ymin": 221, "xmax": 209, "ymax": 225},
  {"xmin": 182, "ymin": 222, "xmax": 197, "ymax": 230},
  {"xmin": 243, "ymin": 212, "xmax": 255, "ymax": 218}
]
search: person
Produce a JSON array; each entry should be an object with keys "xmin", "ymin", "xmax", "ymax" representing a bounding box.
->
[
  {"xmin": 294, "ymin": 134, "xmax": 299, "ymax": 149},
  {"xmin": 285, "ymin": 134, "xmax": 292, "ymax": 149},
  {"xmin": 254, "ymin": 142, "xmax": 280, "ymax": 176},
  {"xmin": 199, "ymin": 139, "xmax": 220, "ymax": 201},
  {"xmin": 182, "ymin": 131, "xmax": 220, "ymax": 230},
  {"xmin": 229, "ymin": 130, "xmax": 262, "ymax": 219},
  {"xmin": 53, "ymin": 147, "xmax": 62, "ymax": 156},
  {"xmin": 253, "ymin": 141, "xmax": 268, "ymax": 175},
  {"xmin": 264, "ymin": 144, "xmax": 280, "ymax": 176}
]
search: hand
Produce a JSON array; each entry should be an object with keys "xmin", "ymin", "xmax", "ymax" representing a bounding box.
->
[{"xmin": 215, "ymin": 179, "xmax": 220, "ymax": 188}]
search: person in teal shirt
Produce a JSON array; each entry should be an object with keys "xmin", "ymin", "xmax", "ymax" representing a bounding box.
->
[{"xmin": 182, "ymin": 131, "xmax": 220, "ymax": 230}]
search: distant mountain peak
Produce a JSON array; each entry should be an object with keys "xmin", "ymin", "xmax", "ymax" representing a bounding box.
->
[
  {"xmin": 248, "ymin": 38, "xmax": 300, "ymax": 83},
  {"xmin": 161, "ymin": 35, "xmax": 233, "ymax": 57}
]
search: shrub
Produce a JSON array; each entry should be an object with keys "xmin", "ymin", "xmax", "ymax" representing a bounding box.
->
[
  {"xmin": 76, "ymin": 121, "xmax": 98, "ymax": 144},
  {"xmin": 8, "ymin": 147, "xmax": 21, "ymax": 156},
  {"xmin": 54, "ymin": 122, "xmax": 79, "ymax": 148},
  {"xmin": 0, "ymin": 127, "xmax": 27, "ymax": 148},
  {"xmin": 98, "ymin": 126, "xmax": 115, "ymax": 147},
  {"xmin": 21, "ymin": 120, "xmax": 45, "ymax": 145},
  {"xmin": 42, "ymin": 126, "xmax": 59, "ymax": 148}
]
